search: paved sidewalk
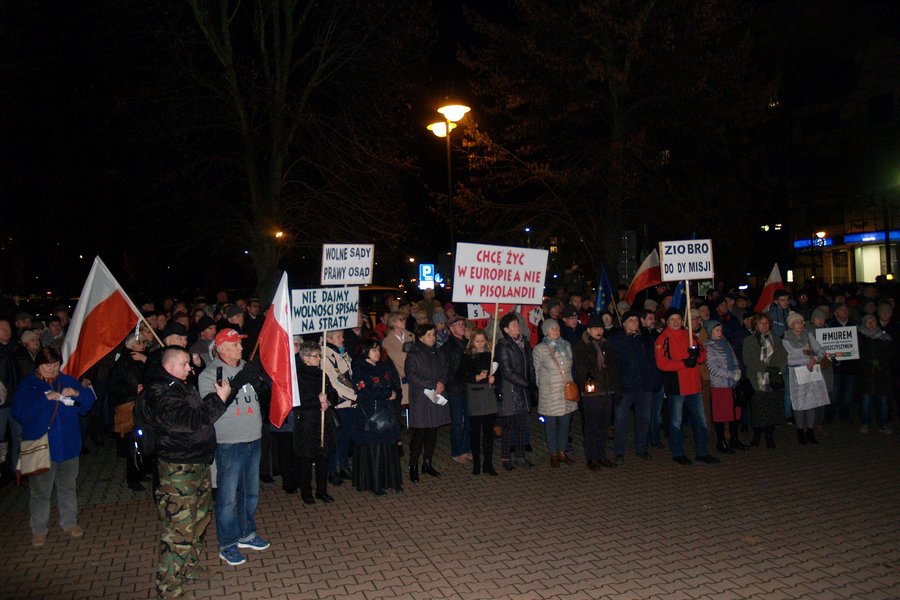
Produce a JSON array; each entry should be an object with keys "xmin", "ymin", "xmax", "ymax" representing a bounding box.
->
[{"xmin": 1, "ymin": 418, "xmax": 898, "ymax": 600}]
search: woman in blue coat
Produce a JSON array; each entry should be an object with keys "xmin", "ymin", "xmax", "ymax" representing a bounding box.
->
[{"xmin": 12, "ymin": 347, "xmax": 95, "ymax": 548}]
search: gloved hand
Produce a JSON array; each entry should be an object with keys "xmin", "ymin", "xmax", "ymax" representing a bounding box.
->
[
  {"xmin": 683, "ymin": 357, "xmax": 697, "ymax": 368},
  {"xmin": 687, "ymin": 345, "xmax": 701, "ymax": 359},
  {"xmin": 733, "ymin": 370, "xmax": 742, "ymax": 382}
]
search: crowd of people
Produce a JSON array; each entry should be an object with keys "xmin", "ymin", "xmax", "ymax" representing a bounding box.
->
[{"xmin": 0, "ymin": 277, "xmax": 897, "ymax": 600}]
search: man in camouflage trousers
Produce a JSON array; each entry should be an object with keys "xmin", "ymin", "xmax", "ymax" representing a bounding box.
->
[{"xmin": 144, "ymin": 348, "xmax": 231, "ymax": 599}]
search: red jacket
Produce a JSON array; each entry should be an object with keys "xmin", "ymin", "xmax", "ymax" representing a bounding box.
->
[{"xmin": 654, "ymin": 327, "xmax": 706, "ymax": 395}]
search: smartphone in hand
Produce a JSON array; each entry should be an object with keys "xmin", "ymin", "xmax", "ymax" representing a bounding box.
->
[{"xmin": 216, "ymin": 366, "xmax": 224, "ymax": 385}]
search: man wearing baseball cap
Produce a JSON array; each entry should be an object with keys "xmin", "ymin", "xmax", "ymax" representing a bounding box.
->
[{"xmin": 198, "ymin": 328, "xmax": 270, "ymax": 566}]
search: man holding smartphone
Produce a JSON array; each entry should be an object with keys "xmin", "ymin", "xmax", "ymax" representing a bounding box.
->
[
  {"xmin": 198, "ymin": 328, "xmax": 270, "ymax": 567},
  {"xmin": 145, "ymin": 347, "xmax": 231, "ymax": 600}
]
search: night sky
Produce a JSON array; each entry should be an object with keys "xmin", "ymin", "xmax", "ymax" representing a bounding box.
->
[{"xmin": 2, "ymin": 1, "xmax": 898, "ymax": 301}]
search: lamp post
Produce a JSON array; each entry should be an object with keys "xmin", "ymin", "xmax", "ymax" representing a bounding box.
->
[
  {"xmin": 427, "ymin": 103, "xmax": 470, "ymax": 256},
  {"xmin": 814, "ymin": 231, "xmax": 826, "ymax": 281}
]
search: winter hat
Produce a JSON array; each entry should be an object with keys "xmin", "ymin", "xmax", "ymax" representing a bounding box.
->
[
  {"xmin": 196, "ymin": 316, "xmax": 215, "ymax": 332},
  {"xmin": 587, "ymin": 313, "xmax": 605, "ymax": 328},
  {"xmin": 541, "ymin": 318, "xmax": 559, "ymax": 335},
  {"xmin": 665, "ymin": 307, "xmax": 683, "ymax": 322},
  {"xmin": 643, "ymin": 299, "xmax": 658, "ymax": 311},
  {"xmin": 225, "ymin": 305, "xmax": 244, "ymax": 318},
  {"xmin": 616, "ymin": 300, "xmax": 631, "ymax": 314},
  {"xmin": 560, "ymin": 304, "xmax": 578, "ymax": 319},
  {"xmin": 621, "ymin": 309, "xmax": 641, "ymax": 324},
  {"xmin": 810, "ymin": 306, "xmax": 829, "ymax": 322},
  {"xmin": 20, "ymin": 330, "xmax": 39, "ymax": 344},
  {"xmin": 161, "ymin": 322, "xmax": 188, "ymax": 340},
  {"xmin": 432, "ymin": 310, "xmax": 447, "ymax": 325},
  {"xmin": 786, "ymin": 311, "xmax": 805, "ymax": 328},
  {"xmin": 703, "ymin": 319, "xmax": 721, "ymax": 337}
]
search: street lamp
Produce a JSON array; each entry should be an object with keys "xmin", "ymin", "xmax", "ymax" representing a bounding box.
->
[{"xmin": 428, "ymin": 103, "xmax": 470, "ymax": 255}]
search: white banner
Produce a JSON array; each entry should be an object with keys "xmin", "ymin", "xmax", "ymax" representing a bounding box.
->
[
  {"xmin": 467, "ymin": 304, "xmax": 490, "ymax": 320},
  {"xmin": 815, "ymin": 326, "xmax": 859, "ymax": 361},
  {"xmin": 659, "ymin": 239, "xmax": 715, "ymax": 282},
  {"xmin": 452, "ymin": 243, "xmax": 548, "ymax": 304},
  {"xmin": 290, "ymin": 287, "xmax": 360, "ymax": 334},
  {"xmin": 320, "ymin": 244, "xmax": 374, "ymax": 285}
]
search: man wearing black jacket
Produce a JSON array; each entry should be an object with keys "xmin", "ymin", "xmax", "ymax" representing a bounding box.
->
[
  {"xmin": 441, "ymin": 316, "xmax": 470, "ymax": 463},
  {"xmin": 146, "ymin": 347, "xmax": 231, "ymax": 600}
]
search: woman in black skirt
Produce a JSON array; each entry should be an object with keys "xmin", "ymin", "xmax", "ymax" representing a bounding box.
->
[
  {"xmin": 351, "ymin": 339, "xmax": 403, "ymax": 495},
  {"xmin": 741, "ymin": 313, "xmax": 787, "ymax": 448}
]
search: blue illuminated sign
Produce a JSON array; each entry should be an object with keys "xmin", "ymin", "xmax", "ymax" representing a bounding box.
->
[
  {"xmin": 843, "ymin": 230, "xmax": 900, "ymax": 244},
  {"xmin": 418, "ymin": 263, "xmax": 444, "ymax": 290},
  {"xmin": 793, "ymin": 238, "xmax": 833, "ymax": 249}
]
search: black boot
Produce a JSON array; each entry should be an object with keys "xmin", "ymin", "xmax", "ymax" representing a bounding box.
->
[
  {"xmin": 796, "ymin": 428, "xmax": 806, "ymax": 445},
  {"xmin": 408, "ymin": 463, "xmax": 419, "ymax": 483},
  {"xmin": 750, "ymin": 428, "xmax": 762, "ymax": 447},
  {"xmin": 729, "ymin": 422, "xmax": 749, "ymax": 451},
  {"xmin": 472, "ymin": 456, "xmax": 481, "ymax": 475},
  {"xmin": 483, "ymin": 459, "xmax": 497, "ymax": 476},
  {"xmin": 765, "ymin": 427, "xmax": 775, "ymax": 449},
  {"xmin": 806, "ymin": 428, "xmax": 817, "ymax": 444},
  {"xmin": 422, "ymin": 460, "xmax": 440, "ymax": 477},
  {"xmin": 714, "ymin": 424, "xmax": 734, "ymax": 454}
]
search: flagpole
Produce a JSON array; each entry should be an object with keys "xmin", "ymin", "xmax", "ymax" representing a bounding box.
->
[
  {"xmin": 489, "ymin": 303, "xmax": 500, "ymax": 368},
  {"xmin": 249, "ymin": 336, "xmax": 262, "ymax": 362},
  {"xmin": 684, "ymin": 280, "xmax": 693, "ymax": 346},
  {"xmin": 321, "ymin": 332, "xmax": 327, "ymax": 448}
]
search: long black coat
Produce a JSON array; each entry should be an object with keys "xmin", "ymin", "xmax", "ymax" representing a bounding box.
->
[
  {"xmin": 494, "ymin": 334, "xmax": 534, "ymax": 417},
  {"xmin": 293, "ymin": 360, "xmax": 338, "ymax": 457},
  {"xmin": 404, "ymin": 341, "xmax": 450, "ymax": 428}
]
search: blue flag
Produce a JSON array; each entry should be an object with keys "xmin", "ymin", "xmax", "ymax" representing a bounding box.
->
[
  {"xmin": 669, "ymin": 280, "xmax": 686, "ymax": 310},
  {"xmin": 595, "ymin": 265, "xmax": 614, "ymax": 313}
]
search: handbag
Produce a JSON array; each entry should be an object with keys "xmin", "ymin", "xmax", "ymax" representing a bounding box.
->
[
  {"xmin": 766, "ymin": 366, "xmax": 785, "ymax": 390},
  {"xmin": 17, "ymin": 398, "xmax": 60, "ymax": 478},
  {"xmin": 549, "ymin": 347, "xmax": 580, "ymax": 402}
]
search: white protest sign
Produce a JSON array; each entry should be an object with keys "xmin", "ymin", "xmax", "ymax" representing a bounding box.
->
[
  {"xmin": 291, "ymin": 287, "xmax": 360, "ymax": 334},
  {"xmin": 320, "ymin": 244, "xmax": 374, "ymax": 285},
  {"xmin": 453, "ymin": 242, "xmax": 548, "ymax": 304},
  {"xmin": 815, "ymin": 326, "xmax": 859, "ymax": 361},
  {"xmin": 467, "ymin": 304, "xmax": 490, "ymax": 320},
  {"xmin": 659, "ymin": 239, "xmax": 714, "ymax": 282}
]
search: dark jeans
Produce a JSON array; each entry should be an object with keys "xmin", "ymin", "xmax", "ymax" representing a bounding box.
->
[
  {"xmin": 272, "ymin": 431, "xmax": 301, "ymax": 491},
  {"xmin": 582, "ymin": 394, "xmax": 613, "ymax": 461},
  {"xmin": 826, "ymin": 371, "xmax": 855, "ymax": 423},
  {"xmin": 469, "ymin": 413, "xmax": 497, "ymax": 465},
  {"xmin": 329, "ymin": 407, "xmax": 357, "ymax": 473},
  {"xmin": 448, "ymin": 393, "xmax": 470, "ymax": 457},
  {"xmin": 614, "ymin": 391, "xmax": 651, "ymax": 456},
  {"xmin": 259, "ymin": 421, "xmax": 272, "ymax": 478},
  {"xmin": 409, "ymin": 427, "xmax": 437, "ymax": 466}
]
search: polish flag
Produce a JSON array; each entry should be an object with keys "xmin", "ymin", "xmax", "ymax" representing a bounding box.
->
[
  {"xmin": 259, "ymin": 272, "xmax": 300, "ymax": 428},
  {"xmin": 754, "ymin": 263, "xmax": 785, "ymax": 313},
  {"xmin": 624, "ymin": 249, "xmax": 662, "ymax": 305},
  {"xmin": 62, "ymin": 257, "xmax": 143, "ymax": 379}
]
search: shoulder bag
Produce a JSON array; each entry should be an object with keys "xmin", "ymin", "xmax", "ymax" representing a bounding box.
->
[
  {"xmin": 17, "ymin": 394, "xmax": 60, "ymax": 479},
  {"xmin": 549, "ymin": 347, "xmax": 580, "ymax": 402}
]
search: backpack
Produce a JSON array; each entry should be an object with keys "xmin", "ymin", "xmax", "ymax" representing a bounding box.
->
[{"xmin": 132, "ymin": 389, "xmax": 159, "ymax": 460}]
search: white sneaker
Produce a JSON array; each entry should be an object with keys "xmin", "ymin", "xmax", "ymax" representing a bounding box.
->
[
  {"xmin": 859, "ymin": 425, "xmax": 869, "ymax": 434},
  {"xmin": 878, "ymin": 426, "xmax": 893, "ymax": 435}
]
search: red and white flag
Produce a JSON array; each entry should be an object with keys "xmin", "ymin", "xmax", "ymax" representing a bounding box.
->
[
  {"xmin": 62, "ymin": 257, "xmax": 143, "ymax": 379},
  {"xmin": 259, "ymin": 272, "xmax": 300, "ymax": 428},
  {"xmin": 624, "ymin": 249, "xmax": 662, "ymax": 305},
  {"xmin": 754, "ymin": 263, "xmax": 785, "ymax": 313}
]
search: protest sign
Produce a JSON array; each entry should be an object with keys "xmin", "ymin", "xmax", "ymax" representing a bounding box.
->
[
  {"xmin": 452, "ymin": 243, "xmax": 548, "ymax": 304},
  {"xmin": 815, "ymin": 326, "xmax": 859, "ymax": 361},
  {"xmin": 659, "ymin": 239, "xmax": 714, "ymax": 282},
  {"xmin": 290, "ymin": 287, "xmax": 360, "ymax": 334},
  {"xmin": 320, "ymin": 244, "xmax": 374, "ymax": 285}
]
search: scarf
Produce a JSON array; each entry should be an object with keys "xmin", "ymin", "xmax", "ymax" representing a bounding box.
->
[
  {"xmin": 591, "ymin": 339, "xmax": 606, "ymax": 372},
  {"xmin": 859, "ymin": 325, "xmax": 891, "ymax": 342},
  {"xmin": 543, "ymin": 336, "xmax": 572, "ymax": 362},
  {"xmin": 782, "ymin": 329, "xmax": 810, "ymax": 351},
  {"xmin": 512, "ymin": 335, "xmax": 526, "ymax": 351},
  {"xmin": 756, "ymin": 333, "xmax": 773, "ymax": 390}
]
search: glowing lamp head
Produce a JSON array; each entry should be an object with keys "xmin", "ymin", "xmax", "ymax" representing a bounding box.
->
[
  {"xmin": 427, "ymin": 122, "xmax": 456, "ymax": 138},
  {"xmin": 437, "ymin": 104, "xmax": 470, "ymax": 122}
]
